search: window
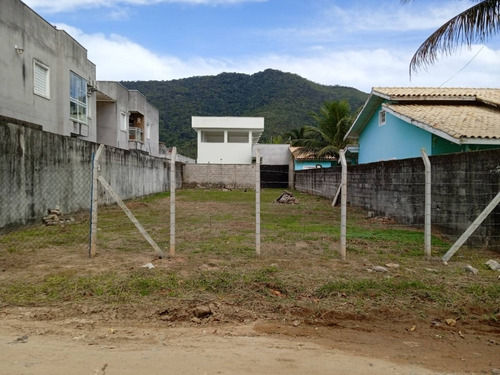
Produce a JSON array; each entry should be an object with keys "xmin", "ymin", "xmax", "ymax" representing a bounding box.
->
[
  {"xmin": 121, "ymin": 112, "xmax": 127, "ymax": 131},
  {"xmin": 33, "ymin": 60, "xmax": 50, "ymax": 99},
  {"xmin": 227, "ymin": 131, "xmax": 249, "ymax": 143},
  {"xmin": 201, "ymin": 131, "xmax": 224, "ymax": 143},
  {"xmin": 70, "ymin": 71, "xmax": 87, "ymax": 124},
  {"xmin": 379, "ymin": 110, "xmax": 386, "ymax": 126},
  {"xmin": 146, "ymin": 122, "xmax": 151, "ymax": 140}
]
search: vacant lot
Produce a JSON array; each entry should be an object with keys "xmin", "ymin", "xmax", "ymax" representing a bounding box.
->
[{"xmin": 1, "ymin": 189, "xmax": 499, "ymax": 374}]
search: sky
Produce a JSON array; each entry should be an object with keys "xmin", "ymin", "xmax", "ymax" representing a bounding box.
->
[{"xmin": 23, "ymin": 0, "xmax": 500, "ymax": 92}]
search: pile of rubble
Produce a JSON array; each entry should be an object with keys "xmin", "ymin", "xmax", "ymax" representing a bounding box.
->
[
  {"xmin": 42, "ymin": 206, "xmax": 75, "ymax": 226},
  {"xmin": 274, "ymin": 191, "xmax": 299, "ymax": 204}
]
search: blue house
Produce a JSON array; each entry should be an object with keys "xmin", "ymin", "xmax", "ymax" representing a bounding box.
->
[{"xmin": 344, "ymin": 88, "xmax": 500, "ymax": 164}]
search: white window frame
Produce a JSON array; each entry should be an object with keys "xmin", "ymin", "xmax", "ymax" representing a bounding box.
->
[
  {"xmin": 227, "ymin": 131, "xmax": 249, "ymax": 143},
  {"xmin": 379, "ymin": 110, "xmax": 386, "ymax": 126},
  {"xmin": 201, "ymin": 130, "xmax": 224, "ymax": 143},
  {"xmin": 70, "ymin": 71, "xmax": 87, "ymax": 124},
  {"xmin": 33, "ymin": 60, "xmax": 50, "ymax": 99}
]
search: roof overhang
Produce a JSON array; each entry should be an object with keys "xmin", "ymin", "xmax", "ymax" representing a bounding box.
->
[
  {"xmin": 344, "ymin": 87, "xmax": 500, "ymax": 144},
  {"xmin": 344, "ymin": 91, "xmax": 383, "ymax": 140},
  {"xmin": 95, "ymin": 90, "xmax": 115, "ymax": 103},
  {"xmin": 383, "ymin": 105, "xmax": 500, "ymax": 145}
]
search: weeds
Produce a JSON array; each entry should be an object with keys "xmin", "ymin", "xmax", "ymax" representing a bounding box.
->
[{"xmin": 1, "ymin": 188, "xmax": 498, "ymax": 327}]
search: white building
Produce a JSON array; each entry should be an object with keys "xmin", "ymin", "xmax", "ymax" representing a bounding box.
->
[{"xmin": 192, "ymin": 116, "xmax": 264, "ymax": 164}]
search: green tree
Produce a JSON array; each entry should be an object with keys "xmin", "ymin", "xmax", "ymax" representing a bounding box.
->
[
  {"xmin": 284, "ymin": 127, "xmax": 307, "ymax": 143},
  {"xmin": 290, "ymin": 100, "xmax": 353, "ymax": 158},
  {"xmin": 263, "ymin": 135, "xmax": 286, "ymax": 144},
  {"xmin": 403, "ymin": 0, "xmax": 500, "ymax": 75}
]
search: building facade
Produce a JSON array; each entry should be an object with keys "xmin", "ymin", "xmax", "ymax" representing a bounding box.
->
[
  {"xmin": 96, "ymin": 81, "xmax": 160, "ymax": 156},
  {"xmin": 1, "ymin": 0, "xmax": 97, "ymax": 141},
  {"xmin": 192, "ymin": 116, "xmax": 264, "ymax": 164}
]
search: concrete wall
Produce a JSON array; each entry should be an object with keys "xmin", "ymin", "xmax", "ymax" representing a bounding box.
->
[
  {"xmin": 295, "ymin": 149, "xmax": 500, "ymax": 246},
  {"xmin": 96, "ymin": 81, "xmax": 129, "ymax": 150},
  {"xmin": 193, "ymin": 117, "xmax": 264, "ymax": 164},
  {"xmin": 96, "ymin": 82, "xmax": 160, "ymax": 156},
  {"xmin": 0, "ymin": 117, "xmax": 181, "ymax": 229},
  {"xmin": 183, "ymin": 164, "xmax": 256, "ymax": 188},
  {"xmin": 127, "ymin": 90, "xmax": 160, "ymax": 157},
  {"xmin": 252, "ymin": 144, "xmax": 290, "ymax": 165},
  {"xmin": 1, "ymin": 0, "xmax": 97, "ymax": 141}
]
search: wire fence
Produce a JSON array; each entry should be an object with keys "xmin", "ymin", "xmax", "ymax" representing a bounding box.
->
[
  {"xmin": 0, "ymin": 151, "xmax": 93, "ymax": 254},
  {"xmin": 295, "ymin": 151, "xmax": 500, "ymax": 255},
  {"xmin": 2, "ymin": 150, "xmax": 499, "ymax": 261}
]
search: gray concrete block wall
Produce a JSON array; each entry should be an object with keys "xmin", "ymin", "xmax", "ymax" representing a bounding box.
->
[
  {"xmin": 295, "ymin": 150, "xmax": 500, "ymax": 245},
  {"xmin": 183, "ymin": 164, "xmax": 256, "ymax": 189},
  {"xmin": 1, "ymin": 117, "xmax": 179, "ymax": 229}
]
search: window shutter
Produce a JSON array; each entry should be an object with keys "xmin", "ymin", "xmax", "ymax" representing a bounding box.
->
[{"xmin": 34, "ymin": 62, "xmax": 49, "ymax": 97}]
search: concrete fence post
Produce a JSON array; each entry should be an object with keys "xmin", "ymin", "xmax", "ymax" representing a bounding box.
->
[
  {"xmin": 90, "ymin": 144, "xmax": 104, "ymax": 258},
  {"xmin": 256, "ymin": 148, "xmax": 261, "ymax": 257},
  {"xmin": 421, "ymin": 148, "xmax": 432, "ymax": 258},
  {"xmin": 340, "ymin": 149, "xmax": 347, "ymax": 260},
  {"xmin": 170, "ymin": 147, "xmax": 177, "ymax": 256},
  {"xmin": 442, "ymin": 191, "xmax": 500, "ymax": 262}
]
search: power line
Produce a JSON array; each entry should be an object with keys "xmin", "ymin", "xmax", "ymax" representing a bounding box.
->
[{"xmin": 439, "ymin": 45, "xmax": 485, "ymax": 87}]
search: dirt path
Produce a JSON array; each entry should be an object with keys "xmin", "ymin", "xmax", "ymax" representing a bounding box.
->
[{"xmin": 1, "ymin": 320, "xmax": 447, "ymax": 375}]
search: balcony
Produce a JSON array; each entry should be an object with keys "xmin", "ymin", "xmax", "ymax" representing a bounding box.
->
[{"xmin": 129, "ymin": 127, "xmax": 144, "ymax": 143}]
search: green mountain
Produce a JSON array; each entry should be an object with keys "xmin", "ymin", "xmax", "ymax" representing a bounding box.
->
[{"xmin": 121, "ymin": 69, "xmax": 368, "ymax": 158}]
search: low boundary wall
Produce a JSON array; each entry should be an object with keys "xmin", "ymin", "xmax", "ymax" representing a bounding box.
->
[
  {"xmin": 1, "ymin": 117, "xmax": 181, "ymax": 229},
  {"xmin": 183, "ymin": 164, "xmax": 256, "ymax": 188},
  {"xmin": 295, "ymin": 149, "xmax": 500, "ymax": 246}
]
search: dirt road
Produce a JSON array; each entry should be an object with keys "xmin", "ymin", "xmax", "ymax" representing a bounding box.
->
[{"xmin": 1, "ymin": 320, "xmax": 446, "ymax": 375}]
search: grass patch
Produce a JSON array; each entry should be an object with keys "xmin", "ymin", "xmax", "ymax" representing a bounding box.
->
[{"xmin": 2, "ymin": 188, "xmax": 498, "ymax": 330}]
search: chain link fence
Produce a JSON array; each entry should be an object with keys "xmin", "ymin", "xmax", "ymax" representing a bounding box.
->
[
  {"xmin": 295, "ymin": 149, "xmax": 500, "ymax": 256},
  {"xmin": 0, "ymin": 149, "xmax": 93, "ymax": 254}
]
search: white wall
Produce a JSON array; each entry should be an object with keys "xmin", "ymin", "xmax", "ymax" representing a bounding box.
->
[
  {"xmin": 198, "ymin": 140, "xmax": 253, "ymax": 164},
  {"xmin": 192, "ymin": 117, "xmax": 264, "ymax": 164}
]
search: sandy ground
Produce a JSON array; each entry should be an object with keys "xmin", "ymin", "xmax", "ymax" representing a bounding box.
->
[
  {"xmin": 1, "ymin": 319, "xmax": 448, "ymax": 375},
  {"xmin": 1, "ymin": 192, "xmax": 499, "ymax": 375}
]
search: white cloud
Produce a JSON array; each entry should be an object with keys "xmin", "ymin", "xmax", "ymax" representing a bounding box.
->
[
  {"xmin": 324, "ymin": 2, "xmax": 472, "ymax": 33},
  {"xmin": 108, "ymin": 7, "xmax": 132, "ymax": 20},
  {"xmin": 24, "ymin": 0, "xmax": 265, "ymax": 13},
  {"xmin": 57, "ymin": 24, "xmax": 500, "ymax": 93},
  {"xmin": 262, "ymin": 2, "xmax": 480, "ymax": 52}
]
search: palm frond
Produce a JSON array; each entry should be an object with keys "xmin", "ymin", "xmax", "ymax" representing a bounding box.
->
[
  {"xmin": 409, "ymin": 0, "xmax": 500, "ymax": 76},
  {"xmin": 290, "ymin": 100, "xmax": 353, "ymax": 159}
]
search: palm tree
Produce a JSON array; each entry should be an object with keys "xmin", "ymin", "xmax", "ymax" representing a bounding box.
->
[
  {"xmin": 403, "ymin": 0, "xmax": 500, "ymax": 76},
  {"xmin": 290, "ymin": 100, "xmax": 352, "ymax": 158},
  {"xmin": 284, "ymin": 127, "xmax": 307, "ymax": 143}
]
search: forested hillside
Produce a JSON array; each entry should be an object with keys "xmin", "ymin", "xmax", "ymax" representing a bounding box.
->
[{"xmin": 121, "ymin": 69, "xmax": 367, "ymax": 158}]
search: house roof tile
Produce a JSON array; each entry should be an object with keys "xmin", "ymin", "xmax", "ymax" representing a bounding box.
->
[
  {"xmin": 289, "ymin": 146, "xmax": 337, "ymax": 161},
  {"xmin": 373, "ymin": 87, "xmax": 500, "ymax": 106},
  {"xmin": 384, "ymin": 104, "xmax": 500, "ymax": 140},
  {"xmin": 346, "ymin": 87, "xmax": 500, "ymax": 142}
]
